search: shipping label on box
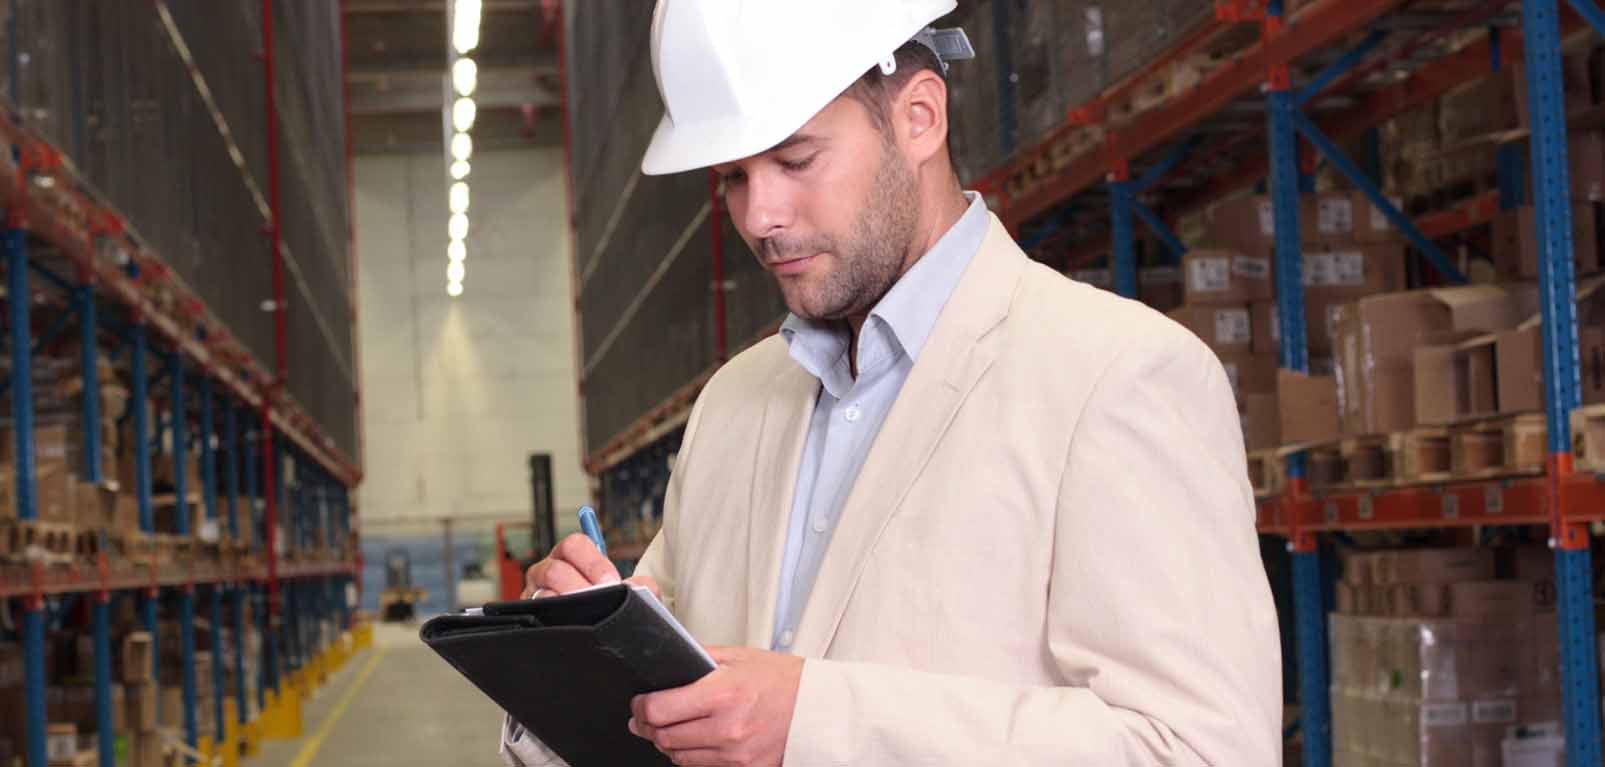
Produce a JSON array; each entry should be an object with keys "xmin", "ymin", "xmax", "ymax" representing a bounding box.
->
[
  {"xmin": 1305, "ymin": 251, "xmax": 1336, "ymax": 286},
  {"xmin": 1332, "ymin": 251, "xmax": 1366, "ymax": 286},
  {"xmin": 1258, "ymin": 200, "xmax": 1275, "ymax": 236},
  {"xmin": 1423, "ymin": 702, "xmax": 1470, "ymax": 727},
  {"xmin": 1214, "ymin": 308, "xmax": 1251, "ymax": 346},
  {"xmin": 1319, "ymin": 196, "xmax": 1355, "ymax": 237},
  {"xmin": 1232, "ymin": 255, "xmax": 1271, "ymax": 280},
  {"xmin": 1189, "ymin": 257, "xmax": 1231, "ymax": 293}
]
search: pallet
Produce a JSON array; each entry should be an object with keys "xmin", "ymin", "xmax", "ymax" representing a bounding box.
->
[
  {"xmin": 0, "ymin": 519, "xmax": 80, "ymax": 561},
  {"xmin": 124, "ymin": 532, "xmax": 196, "ymax": 567},
  {"xmin": 1248, "ymin": 449, "xmax": 1287, "ymax": 498},
  {"xmin": 1273, "ymin": 415, "xmax": 1546, "ymax": 492}
]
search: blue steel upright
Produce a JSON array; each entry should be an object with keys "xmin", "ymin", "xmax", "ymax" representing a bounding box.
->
[
  {"xmin": 92, "ymin": 594, "xmax": 114, "ymax": 767},
  {"xmin": 226, "ymin": 401, "xmax": 240, "ymax": 538},
  {"xmin": 1109, "ymin": 181, "xmax": 1138, "ymax": 298},
  {"xmin": 210, "ymin": 585, "xmax": 226, "ymax": 742},
  {"xmin": 1522, "ymin": 0, "xmax": 1601, "ymax": 763},
  {"xmin": 132, "ymin": 323, "xmax": 152, "ymax": 532},
  {"xmin": 172, "ymin": 354, "xmax": 199, "ymax": 750},
  {"xmin": 1269, "ymin": 83, "xmax": 1330, "ymax": 767},
  {"xmin": 8, "ymin": 227, "xmax": 47, "ymax": 767}
]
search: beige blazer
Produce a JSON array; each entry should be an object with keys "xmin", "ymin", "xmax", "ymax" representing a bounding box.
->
[{"xmin": 501, "ymin": 214, "xmax": 1282, "ymax": 766}]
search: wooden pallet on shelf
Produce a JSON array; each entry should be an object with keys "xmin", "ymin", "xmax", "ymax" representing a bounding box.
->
[
  {"xmin": 1572, "ymin": 404, "xmax": 1605, "ymax": 473},
  {"xmin": 1269, "ymin": 414, "xmax": 1547, "ymax": 493},
  {"xmin": 0, "ymin": 519, "xmax": 81, "ymax": 564},
  {"xmin": 1248, "ymin": 449, "xmax": 1286, "ymax": 498}
]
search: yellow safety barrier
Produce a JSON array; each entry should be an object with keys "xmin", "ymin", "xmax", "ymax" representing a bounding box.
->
[
  {"xmin": 262, "ymin": 683, "xmax": 304, "ymax": 740},
  {"xmin": 221, "ymin": 699, "xmax": 242, "ymax": 767}
]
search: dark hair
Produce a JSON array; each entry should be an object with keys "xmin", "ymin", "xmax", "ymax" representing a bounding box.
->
[{"xmin": 841, "ymin": 40, "xmax": 958, "ymax": 167}]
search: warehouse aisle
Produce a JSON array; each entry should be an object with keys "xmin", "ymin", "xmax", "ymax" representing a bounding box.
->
[{"xmin": 254, "ymin": 623, "xmax": 505, "ymax": 767}]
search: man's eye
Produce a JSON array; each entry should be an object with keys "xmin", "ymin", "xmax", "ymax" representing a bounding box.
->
[
  {"xmin": 721, "ymin": 170, "xmax": 747, "ymax": 186},
  {"xmin": 781, "ymin": 155, "xmax": 815, "ymax": 172}
]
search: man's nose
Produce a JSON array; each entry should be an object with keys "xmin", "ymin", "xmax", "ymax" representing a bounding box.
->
[{"xmin": 740, "ymin": 171, "xmax": 794, "ymax": 240}]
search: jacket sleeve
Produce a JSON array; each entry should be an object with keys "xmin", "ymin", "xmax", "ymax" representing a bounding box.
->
[
  {"xmin": 497, "ymin": 394, "xmax": 706, "ymax": 767},
  {"xmin": 781, "ymin": 330, "xmax": 1283, "ymax": 766}
]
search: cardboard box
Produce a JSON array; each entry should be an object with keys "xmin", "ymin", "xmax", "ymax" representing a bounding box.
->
[
  {"xmin": 1491, "ymin": 202, "xmax": 1601, "ymax": 280},
  {"xmin": 1138, "ymin": 265, "xmax": 1183, "ymax": 312},
  {"xmin": 1333, "ymin": 286, "xmax": 1538, "ymax": 435},
  {"xmin": 1450, "ymin": 580, "xmax": 1537, "ymax": 620},
  {"xmin": 129, "ymin": 729, "xmax": 163, "ymax": 767},
  {"xmin": 122, "ymin": 633, "xmax": 153, "ymax": 685},
  {"xmin": 1439, "ymin": 72, "xmax": 1519, "ymax": 146},
  {"xmin": 1242, "ymin": 392, "xmax": 1281, "ymax": 451},
  {"xmin": 46, "ymin": 722, "xmax": 77, "ymax": 764},
  {"xmin": 1168, "ymin": 304, "xmax": 1253, "ymax": 353},
  {"xmin": 1584, "ymin": 326, "xmax": 1605, "ymax": 406},
  {"xmin": 0, "ymin": 422, "xmax": 78, "ymax": 522},
  {"xmin": 1301, "ymin": 191, "xmax": 1359, "ymax": 244},
  {"xmin": 1383, "ymin": 547, "xmax": 1497, "ymax": 584},
  {"xmin": 1497, "ymin": 324, "xmax": 1545, "ymax": 415},
  {"xmin": 1303, "ymin": 244, "xmax": 1409, "ymax": 300},
  {"xmin": 1218, "ymin": 352, "xmax": 1279, "ymax": 404},
  {"xmin": 1182, "ymin": 249, "xmax": 1272, "ymax": 305},
  {"xmin": 1248, "ymin": 298, "xmax": 1344, "ymax": 357},
  {"xmin": 1203, "ymin": 194, "xmax": 1275, "ymax": 253},
  {"xmin": 1414, "ymin": 332, "xmax": 1499, "ymax": 425},
  {"xmin": 126, "ymin": 682, "xmax": 157, "ymax": 732},
  {"xmin": 1278, "ymin": 370, "xmax": 1340, "ymax": 444}
]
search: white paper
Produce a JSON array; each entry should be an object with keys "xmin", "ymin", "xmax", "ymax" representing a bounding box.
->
[
  {"xmin": 1257, "ymin": 200, "xmax": 1275, "ymax": 235},
  {"xmin": 1304, "ymin": 252, "xmax": 1336, "ymax": 286},
  {"xmin": 1472, "ymin": 698, "xmax": 1517, "ymax": 724},
  {"xmin": 1422, "ymin": 702, "xmax": 1469, "ymax": 727},
  {"xmin": 1332, "ymin": 251, "xmax": 1366, "ymax": 286},
  {"xmin": 1215, "ymin": 309, "xmax": 1251, "ymax": 345},
  {"xmin": 1232, "ymin": 256, "xmax": 1270, "ymax": 280},
  {"xmin": 1189, "ymin": 258, "xmax": 1231, "ymax": 293},
  {"xmin": 1319, "ymin": 197, "xmax": 1354, "ymax": 235}
]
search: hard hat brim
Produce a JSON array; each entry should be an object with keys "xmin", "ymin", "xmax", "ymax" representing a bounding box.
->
[{"xmin": 640, "ymin": 109, "xmax": 806, "ymax": 177}]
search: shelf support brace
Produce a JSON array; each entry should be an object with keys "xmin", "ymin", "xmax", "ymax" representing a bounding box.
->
[
  {"xmin": 1108, "ymin": 177, "xmax": 1139, "ymax": 298},
  {"xmin": 1130, "ymin": 201, "xmax": 1187, "ymax": 264},
  {"xmin": 1567, "ymin": 0, "xmax": 1605, "ymax": 36},
  {"xmin": 1294, "ymin": 30, "xmax": 1385, "ymax": 107},
  {"xmin": 1289, "ymin": 108, "xmax": 1468, "ymax": 284}
]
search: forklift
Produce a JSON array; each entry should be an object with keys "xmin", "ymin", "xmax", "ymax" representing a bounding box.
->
[{"xmin": 379, "ymin": 547, "xmax": 428, "ymax": 622}]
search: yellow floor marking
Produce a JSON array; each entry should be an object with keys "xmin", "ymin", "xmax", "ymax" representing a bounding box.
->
[{"xmin": 285, "ymin": 647, "xmax": 389, "ymax": 767}]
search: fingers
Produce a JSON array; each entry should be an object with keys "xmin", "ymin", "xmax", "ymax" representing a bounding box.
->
[
  {"xmin": 631, "ymin": 680, "xmax": 725, "ymax": 731},
  {"xmin": 553, "ymin": 533, "xmax": 622, "ymax": 584},
  {"xmin": 523, "ymin": 533, "xmax": 623, "ymax": 597}
]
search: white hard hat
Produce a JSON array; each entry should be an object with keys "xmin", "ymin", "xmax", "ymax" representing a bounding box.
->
[{"xmin": 640, "ymin": 0, "xmax": 975, "ymax": 176}]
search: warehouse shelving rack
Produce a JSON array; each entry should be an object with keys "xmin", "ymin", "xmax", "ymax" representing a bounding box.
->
[
  {"xmin": 962, "ymin": 0, "xmax": 1605, "ymax": 765},
  {"xmin": 0, "ymin": 5, "xmax": 367, "ymax": 767}
]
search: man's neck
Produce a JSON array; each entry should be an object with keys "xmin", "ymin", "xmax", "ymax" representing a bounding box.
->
[{"xmin": 845, "ymin": 186, "xmax": 972, "ymax": 373}]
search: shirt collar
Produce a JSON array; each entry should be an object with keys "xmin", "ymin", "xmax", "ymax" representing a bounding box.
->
[{"xmin": 781, "ymin": 192, "xmax": 989, "ymax": 386}]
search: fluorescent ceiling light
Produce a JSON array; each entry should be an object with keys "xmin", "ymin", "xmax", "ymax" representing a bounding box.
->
[
  {"xmin": 448, "ymin": 240, "xmax": 466, "ymax": 262},
  {"xmin": 450, "ymin": 182, "xmax": 471, "ymax": 214},
  {"xmin": 450, "ymin": 160, "xmax": 471, "ymax": 180},
  {"xmin": 448, "ymin": 261, "xmax": 466, "ymax": 283},
  {"xmin": 449, "ymin": 213, "xmax": 469, "ymax": 241},
  {"xmin": 453, "ymin": 98, "xmax": 477, "ymax": 133},
  {"xmin": 452, "ymin": 0, "xmax": 482, "ymax": 55},
  {"xmin": 447, "ymin": 281, "xmax": 463, "ymax": 297},
  {"xmin": 451, "ymin": 132, "xmax": 473, "ymax": 162},
  {"xmin": 452, "ymin": 58, "xmax": 478, "ymax": 96}
]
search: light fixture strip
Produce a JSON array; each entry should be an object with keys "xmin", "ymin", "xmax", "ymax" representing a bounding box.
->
[{"xmin": 445, "ymin": 0, "xmax": 483, "ymax": 297}]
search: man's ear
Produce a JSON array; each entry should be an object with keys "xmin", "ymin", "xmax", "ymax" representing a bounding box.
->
[{"xmin": 895, "ymin": 70, "xmax": 950, "ymax": 166}]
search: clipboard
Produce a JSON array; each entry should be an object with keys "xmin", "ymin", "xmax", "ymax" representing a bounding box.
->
[{"xmin": 420, "ymin": 583, "xmax": 716, "ymax": 766}]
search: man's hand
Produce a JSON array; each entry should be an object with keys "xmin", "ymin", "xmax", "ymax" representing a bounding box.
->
[
  {"xmin": 628, "ymin": 646, "xmax": 803, "ymax": 767},
  {"xmin": 521, "ymin": 532, "xmax": 661, "ymax": 599}
]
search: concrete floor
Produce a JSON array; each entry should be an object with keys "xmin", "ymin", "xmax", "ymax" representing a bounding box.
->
[{"xmin": 252, "ymin": 622, "xmax": 506, "ymax": 767}]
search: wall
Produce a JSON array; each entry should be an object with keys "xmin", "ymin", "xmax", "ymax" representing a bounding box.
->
[{"xmin": 354, "ymin": 147, "xmax": 587, "ymax": 541}]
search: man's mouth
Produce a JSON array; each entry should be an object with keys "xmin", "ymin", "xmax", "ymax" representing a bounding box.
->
[{"xmin": 768, "ymin": 253, "xmax": 820, "ymax": 276}]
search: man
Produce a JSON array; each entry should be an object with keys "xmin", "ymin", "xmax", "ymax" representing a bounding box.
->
[{"xmin": 502, "ymin": 1, "xmax": 1281, "ymax": 765}]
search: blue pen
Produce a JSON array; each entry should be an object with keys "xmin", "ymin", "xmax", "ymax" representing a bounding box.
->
[{"xmin": 578, "ymin": 505, "xmax": 607, "ymax": 557}]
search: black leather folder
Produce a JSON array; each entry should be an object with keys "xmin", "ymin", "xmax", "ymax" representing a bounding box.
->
[{"xmin": 420, "ymin": 583, "xmax": 717, "ymax": 766}]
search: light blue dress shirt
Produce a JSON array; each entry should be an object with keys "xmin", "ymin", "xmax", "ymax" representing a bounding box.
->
[{"xmin": 771, "ymin": 192, "xmax": 990, "ymax": 652}]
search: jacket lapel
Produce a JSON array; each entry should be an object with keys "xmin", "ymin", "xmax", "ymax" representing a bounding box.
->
[
  {"xmin": 743, "ymin": 358, "xmax": 818, "ymax": 648},
  {"xmin": 789, "ymin": 215, "xmax": 1025, "ymax": 657}
]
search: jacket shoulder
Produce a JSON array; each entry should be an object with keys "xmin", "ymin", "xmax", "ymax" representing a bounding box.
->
[{"xmin": 1012, "ymin": 260, "xmax": 1210, "ymax": 364}]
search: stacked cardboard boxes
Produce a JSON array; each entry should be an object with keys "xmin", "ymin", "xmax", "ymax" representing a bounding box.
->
[{"xmin": 1331, "ymin": 547, "xmax": 1562, "ymax": 766}]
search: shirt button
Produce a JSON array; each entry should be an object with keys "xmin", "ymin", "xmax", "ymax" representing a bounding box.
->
[
  {"xmin": 811, "ymin": 515, "xmax": 828, "ymax": 533},
  {"xmin": 781, "ymin": 629, "xmax": 796, "ymax": 646},
  {"xmin": 843, "ymin": 405, "xmax": 861, "ymax": 422}
]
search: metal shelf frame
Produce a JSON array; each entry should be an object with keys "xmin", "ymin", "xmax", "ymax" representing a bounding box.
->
[{"xmin": 0, "ymin": 2, "xmax": 367, "ymax": 765}]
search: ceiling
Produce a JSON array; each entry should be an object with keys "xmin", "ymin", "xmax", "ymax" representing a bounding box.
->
[{"xmin": 344, "ymin": 0, "xmax": 564, "ymax": 154}]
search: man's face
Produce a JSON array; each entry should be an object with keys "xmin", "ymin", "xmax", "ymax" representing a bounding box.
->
[{"xmin": 712, "ymin": 95, "xmax": 919, "ymax": 321}]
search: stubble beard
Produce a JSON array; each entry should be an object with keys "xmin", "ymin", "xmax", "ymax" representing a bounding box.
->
[{"xmin": 761, "ymin": 143, "xmax": 920, "ymax": 321}]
